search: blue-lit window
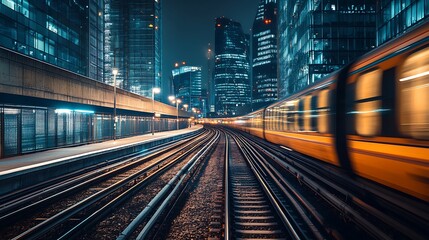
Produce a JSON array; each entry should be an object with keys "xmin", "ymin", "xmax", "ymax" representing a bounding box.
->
[
  {"xmin": 34, "ymin": 33, "xmax": 44, "ymax": 51},
  {"xmin": 2, "ymin": 0, "xmax": 16, "ymax": 10}
]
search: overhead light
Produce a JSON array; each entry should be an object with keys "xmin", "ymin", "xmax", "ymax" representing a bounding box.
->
[{"xmin": 55, "ymin": 109, "xmax": 72, "ymax": 114}]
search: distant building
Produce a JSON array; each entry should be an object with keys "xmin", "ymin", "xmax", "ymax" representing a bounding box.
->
[
  {"xmin": 214, "ymin": 17, "xmax": 251, "ymax": 116},
  {"xmin": 104, "ymin": 0, "xmax": 161, "ymax": 99},
  {"xmin": 377, "ymin": 0, "xmax": 429, "ymax": 46},
  {"xmin": 0, "ymin": 0, "xmax": 104, "ymax": 81},
  {"xmin": 172, "ymin": 64, "xmax": 203, "ymax": 113},
  {"xmin": 252, "ymin": 0, "xmax": 278, "ymax": 110},
  {"xmin": 278, "ymin": 0, "xmax": 376, "ymax": 98},
  {"xmin": 207, "ymin": 44, "xmax": 215, "ymax": 116}
]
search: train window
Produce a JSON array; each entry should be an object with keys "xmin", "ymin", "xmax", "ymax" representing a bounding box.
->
[
  {"xmin": 285, "ymin": 100, "xmax": 296, "ymax": 131},
  {"xmin": 279, "ymin": 103, "xmax": 288, "ymax": 131},
  {"xmin": 282, "ymin": 105, "xmax": 287, "ymax": 131},
  {"xmin": 273, "ymin": 107, "xmax": 279, "ymax": 131},
  {"xmin": 355, "ymin": 69, "xmax": 382, "ymax": 137},
  {"xmin": 317, "ymin": 89, "xmax": 330, "ymax": 133},
  {"xmin": 296, "ymin": 99, "xmax": 304, "ymax": 131},
  {"xmin": 266, "ymin": 108, "xmax": 272, "ymax": 131},
  {"xmin": 311, "ymin": 96, "xmax": 318, "ymax": 131},
  {"xmin": 399, "ymin": 48, "xmax": 429, "ymax": 140},
  {"xmin": 279, "ymin": 105, "xmax": 284, "ymax": 131},
  {"xmin": 303, "ymin": 96, "xmax": 312, "ymax": 131},
  {"xmin": 275, "ymin": 108, "xmax": 279, "ymax": 131}
]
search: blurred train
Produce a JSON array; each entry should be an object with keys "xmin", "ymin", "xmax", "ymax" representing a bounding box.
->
[{"xmin": 208, "ymin": 22, "xmax": 429, "ymax": 202}]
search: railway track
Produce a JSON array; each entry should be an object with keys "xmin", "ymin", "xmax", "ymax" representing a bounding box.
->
[
  {"xmin": 226, "ymin": 134, "xmax": 289, "ymax": 239},
  {"xmin": 114, "ymin": 130, "xmax": 220, "ymax": 240},
  {"xmin": 3, "ymin": 126, "xmax": 424, "ymax": 239},
  {"xmin": 228, "ymin": 127, "xmax": 429, "ymax": 240},
  {"xmin": 0, "ymin": 129, "xmax": 212, "ymax": 239}
]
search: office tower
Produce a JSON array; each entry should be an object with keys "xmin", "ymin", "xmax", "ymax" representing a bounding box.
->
[
  {"xmin": 252, "ymin": 0, "xmax": 278, "ymax": 110},
  {"xmin": 214, "ymin": 17, "xmax": 251, "ymax": 116},
  {"xmin": 104, "ymin": 0, "xmax": 161, "ymax": 99},
  {"xmin": 171, "ymin": 63, "xmax": 203, "ymax": 113},
  {"xmin": 0, "ymin": 0, "xmax": 104, "ymax": 80},
  {"xmin": 377, "ymin": 0, "xmax": 429, "ymax": 45},
  {"xmin": 207, "ymin": 43, "xmax": 215, "ymax": 116},
  {"xmin": 278, "ymin": 0, "xmax": 376, "ymax": 97}
]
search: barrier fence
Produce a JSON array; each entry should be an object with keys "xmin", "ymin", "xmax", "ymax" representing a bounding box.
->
[{"xmin": 0, "ymin": 105, "xmax": 188, "ymax": 158}]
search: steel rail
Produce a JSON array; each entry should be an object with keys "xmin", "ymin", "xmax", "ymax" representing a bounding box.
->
[
  {"xmin": 224, "ymin": 134, "xmax": 231, "ymax": 240},
  {"xmin": 233, "ymin": 129, "xmax": 395, "ymax": 240},
  {"xmin": 11, "ymin": 131, "xmax": 213, "ymax": 240},
  {"xmin": 229, "ymin": 132, "xmax": 302, "ymax": 240},
  {"xmin": 0, "ymin": 135, "xmax": 198, "ymax": 224},
  {"xmin": 116, "ymin": 131, "xmax": 219, "ymax": 240}
]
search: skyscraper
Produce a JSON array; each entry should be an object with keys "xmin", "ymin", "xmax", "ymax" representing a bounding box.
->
[
  {"xmin": 0, "ymin": 0, "xmax": 104, "ymax": 80},
  {"xmin": 214, "ymin": 17, "xmax": 251, "ymax": 117},
  {"xmin": 207, "ymin": 43, "xmax": 215, "ymax": 116},
  {"xmin": 171, "ymin": 64, "xmax": 203, "ymax": 113},
  {"xmin": 377, "ymin": 0, "xmax": 429, "ymax": 46},
  {"xmin": 252, "ymin": 0, "xmax": 278, "ymax": 110},
  {"xmin": 104, "ymin": 0, "xmax": 161, "ymax": 99},
  {"xmin": 278, "ymin": 0, "xmax": 376, "ymax": 98}
]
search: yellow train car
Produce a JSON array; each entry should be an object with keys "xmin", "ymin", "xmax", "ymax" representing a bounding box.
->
[
  {"xmin": 263, "ymin": 77, "xmax": 339, "ymax": 166},
  {"xmin": 344, "ymin": 22, "xmax": 429, "ymax": 201},
  {"xmin": 225, "ymin": 21, "xmax": 429, "ymax": 202}
]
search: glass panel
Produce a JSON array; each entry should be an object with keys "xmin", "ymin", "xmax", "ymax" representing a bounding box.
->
[
  {"xmin": 57, "ymin": 113, "xmax": 65, "ymax": 146},
  {"xmin": 35, "ymin": 109, "xmax": 46, "ymax": 150},
  {"xmin": 47, "ymin": 109, "xmax": 56, "ymax": 148},
  {"xmin": 74, "ymin": 112, "xmax": 82, "ymax": 143},
  {"xmin": 21, "ymin": 109, "xmax": 35, "ymax": 153},
  {"xmin": 3, "ymin": 108, "xmax": 19, "ymax": 156},
  {"xmin": 66, "ymin": 112, "xmax": 73, "ymax": 144},
  {"xmin": 399, "ymin": 48, "xmax": 429, "ymax": 139}
]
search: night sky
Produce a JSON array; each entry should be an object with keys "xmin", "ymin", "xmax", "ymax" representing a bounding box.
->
[{"xmin": 162, "ymin": 0, "xmax": 261, "ymax": 95}]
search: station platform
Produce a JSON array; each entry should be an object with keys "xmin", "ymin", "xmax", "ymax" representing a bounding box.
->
[{"xmin": 0, "ymin": 125, "xmax": 204, "ymax": 195}]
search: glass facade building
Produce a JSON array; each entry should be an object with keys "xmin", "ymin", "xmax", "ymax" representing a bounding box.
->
[
  {"xmin": 377, "ymin": 0, "xmax": 429, "ymax": 45},
  {"xmin": 0, "ymin": 0, "xmax": 104, "ymax": 80},
  {"xmin": 104, "ymin": 0, "xmax": 161, "ymax": 99},
  {"xmin": 214, "ymin": 17, "xmax": 251, "ymax": 116},
  {"xmin": 278, "ymin": 0, "xmax": 376, "ymax": 98},
  {"xmin": 252, "ymin": 0, "xmax": 278, "ymax": 110},
  {"xmin": 172, "ymin": 65, "xmax": 203, "ymax": 113}
]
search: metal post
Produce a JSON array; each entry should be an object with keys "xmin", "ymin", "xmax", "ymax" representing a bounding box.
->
[
  {"xmin": 112, "ymin": 68, "xmax": 118, "ymax": 141},
  {"xmin": 113, "ymin": 75, "xmax": 116, "ymax": 140},
  {"xmin": 176, "ymin": 101, "xmax": 179, "ymax": 130},
  {"xmin": 151, "ymin": 88, "xmax": 160, "ymax": 135},
  {"xmin": 152, "ymin": 90, "xmax": 155, "ymax": 135}
]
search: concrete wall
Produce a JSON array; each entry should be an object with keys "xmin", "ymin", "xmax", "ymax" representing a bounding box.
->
[{"xmin": 0, "ymin": 47, "xmax": 190, "ymax": 118}]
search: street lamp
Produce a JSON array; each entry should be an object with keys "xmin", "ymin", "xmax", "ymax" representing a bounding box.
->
[
  {"xmin": 183, "ymin": 104, "xmax": 188, "ymax": 112},
  {"xmin": 112, "ymin": 68, "xmax": 118, "ymax": 141},
  {"xmin": 175, "ymin": 99, "xmax": 181, "ymax": 130},
  {"xmin": 169, "ymin": 96, "xmax": 181, "ymax": 130},
  {"xmin": 151, "ymin": 87, "xmax": 160, "ymax": 135}
]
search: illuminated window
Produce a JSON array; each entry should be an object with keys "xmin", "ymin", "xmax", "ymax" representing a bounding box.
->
[
  {"xmin": 285, "ymin": 100, "xmax": 297, "ymax": 131},
  {"xmin": 317, "ymin": 89, "xmax": 330, "ymax": 133},
  {"xmin": 399, "ymin": 48, "xmax": 429, "ymax": 139},
  {"xmin": 303, "ymin": 96, "xmax": 312, "ymax": 131},
  {"xmin": 355, "ymin": 69, "xmax": 382, "ymax": 136},
  {"xmin": 295, "ymin": 100, "xmax": 301, "ymax": 131}
]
